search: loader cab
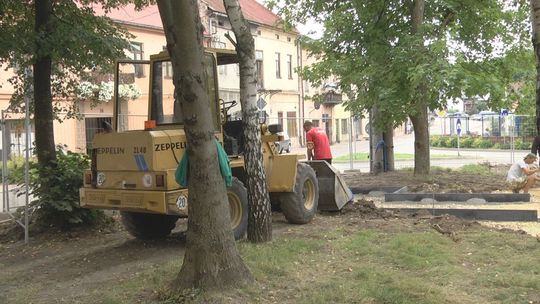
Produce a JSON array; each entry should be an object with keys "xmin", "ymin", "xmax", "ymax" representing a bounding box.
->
[{"xmin": 112, "ymin": 48, "xmax": 238, "ymax": 132}]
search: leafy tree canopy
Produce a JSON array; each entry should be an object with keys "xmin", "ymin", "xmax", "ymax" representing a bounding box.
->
[
  {"xmin": 269, "ymin": 0, "xmax": 531, "ymax": 128},
  {"xmin": 0, "ymin": 0, "xmax": 152, "ymax": 118}
]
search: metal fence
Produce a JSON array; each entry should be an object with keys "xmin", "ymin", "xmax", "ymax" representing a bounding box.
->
[
  {"xmin": 267, "ymin": 114, "xmax": 534, "ymax": 172},
  {"xmin": 429, "ymin": 114, "xmax": 536, "ymax": 138}
]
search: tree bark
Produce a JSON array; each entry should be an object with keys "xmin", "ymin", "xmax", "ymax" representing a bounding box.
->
[
  {"xmin": 223, "ymin": 0, "xmax": 272, "ymax": 243},
  {"xmin": 156, "ymin": 0, "xmax": 253, "ymax": 291},
  {"xmin": 531, "ymin": 0, "xmax": 540, "ymax": 134},
  {"xmin": 34, "ymin": 0, "xmax": 57, "ymax": 165},
  {"xmin": 383, "ymin": 124, "xmax": 395, "ymax": 171},
  {"xmin": 410, "ymin": 0, "xmax": 430, "ymax": 176},
  {"xmin": 370, "ymin": 106, "xmax": 384, "ymax": 174}
]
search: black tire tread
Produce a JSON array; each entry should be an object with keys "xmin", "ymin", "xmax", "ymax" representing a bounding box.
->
[
  {"xmin": 228, "ymin": 177, "xmax": 249, "ymax": 240},
  {"xmin": 121, "ymin": 211, "xmax": 178, "ymax": 239},
  {"xmin": 279, "ymin": 163, "xmax": 319, "ymax": 224}
]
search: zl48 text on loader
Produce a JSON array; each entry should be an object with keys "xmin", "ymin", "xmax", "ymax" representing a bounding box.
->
[{"xmin": 79, "ymin": 49, "xmax": 353, "ymax": 240}]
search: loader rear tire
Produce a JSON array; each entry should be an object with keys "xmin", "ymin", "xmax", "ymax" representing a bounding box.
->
[
  {"xmin": 280, "ymin": 163, "xmax": 319, "ymax": 224},
  {"xmin": 121, "ymin": 212, "xmax": 179, "ymax": 239},
  {"xmin": 228, "ymin": 177, "xmax": 249, "ymax": 240}
]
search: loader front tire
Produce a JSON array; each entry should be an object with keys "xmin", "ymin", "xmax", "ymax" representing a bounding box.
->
[
  {"xmin": 228, "ymin": 177, "xmax": 249, "ymax": 240},
  {"xmin": 121, "ymin": 212, "xmax": 179, "ymax": 239},
  {"xmin": 280, "ymin": 163, "xmax": 319, "ymax": 224}
]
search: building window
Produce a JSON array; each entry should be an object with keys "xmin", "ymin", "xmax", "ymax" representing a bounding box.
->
[
  {"xmin": 129, "ymin": 42, "xmax": 144, "ymax": 78},
  {"xmin": 287, "ymin": 54, "xmax": 293, "ymax": 79},
  {"xmin": 163, "ymin": 46, "xmax": 172, "ymax": 78},
  {"xmin": 257, "ymin": 30, "xmax": 261, "ymax": 36},
  {"xmin": 219, "ymin": 65, "xmax": 227, "ymax": 75},
  {"xmin": 275, "ymin": 52, "xmax": 281, "ymax": 79},
  {"xmin": 255, "ymin": 50, "xmax": 264, "ymax": 88},
  {"xmin": 277, "ymin": 111, "xmax": 283, "ymax": 126},
  {"xmin": 85, "ymin": 117, "xmax": 112, "ymax": 154},
  {"xmin": 287, "ymin": 111, "xmax": 297, "ymax": 137},
  {"xmin": 276, "ymin": 34, "xmax": 280, "ymax": 39},
  {"xmin": 209, "ymin": 18, "xmax": 218, "ymax": 34},
  {"xmin": 341, "ymin": 119, "xmax": 348, "ymax": 134},
  {"xmin": 312, "ymin": 119, "xmax": 320, "ymax": 127}
]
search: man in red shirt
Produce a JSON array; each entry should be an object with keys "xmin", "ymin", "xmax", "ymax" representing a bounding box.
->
[{"xmin": 304, "ymin": 121, "xmax": 332, "ymax": 164}]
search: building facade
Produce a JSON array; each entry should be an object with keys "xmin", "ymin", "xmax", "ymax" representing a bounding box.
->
[{"xmin": 0, "ymin": 0, "xmax": 364, "ymax": 157}]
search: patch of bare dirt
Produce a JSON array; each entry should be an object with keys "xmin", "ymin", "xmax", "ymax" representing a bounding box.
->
[
  {"xmin": 342, "ymin": 165, "xmax": 507, "ymax": 193},
  {"xmin": 340, "ymin": 198, "xmax": 395, "ymax": 219}
]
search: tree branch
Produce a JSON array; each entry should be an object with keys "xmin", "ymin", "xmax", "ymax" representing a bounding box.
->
[{"xmin": 224, "ymin": 32, "xmax": 238, "ymax": 49}]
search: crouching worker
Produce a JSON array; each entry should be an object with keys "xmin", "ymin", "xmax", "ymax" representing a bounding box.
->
[{"xmin": 506, "ymin": 153, "xmax": 540, "ymax": 193}]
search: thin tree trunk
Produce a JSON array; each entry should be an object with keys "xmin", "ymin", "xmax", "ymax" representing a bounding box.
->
[
  {"xmin": 156, "ymin": 0, "xmax": 253, "ymax": 291},
  {"xmin": 370, "ymin": 106, "xmax": 384, "ymax": 174},
  {"xmin": 410, "ymin": 0, "xmax": 430, "ymax": 175},
  {"xmin": 34, "ymin": 0, "xmax": 56, "ymax": 165},
  {"xmin": 383, "ymin": 124, "xmax": 395, "ymax": 171},
  {"xmin": 531, "ymin": 0, "xmax": 540, "ymax": 134},
  {"xmin": 223, "ymin": 0, "xmax": 272, "ymax": 242}
]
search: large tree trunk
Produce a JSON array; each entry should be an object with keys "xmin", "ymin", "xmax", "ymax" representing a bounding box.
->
[
  {"xmin": 156, "ymin": 0, "xmax": 253, "ymax": 291},
  {"xmin": 34, "ymin": 0, "xmax": 56, "ymax": 165},
  {"xmin": 223, "ymin": 0, "xmax": 272, "ymax": 243},
  {"xmin": 531, "ymin": 0, "xmax": 540, "ymax": 134},
  {"xmin": 410, "ymin": 0, "xmax": 430, "ymax": 175}
]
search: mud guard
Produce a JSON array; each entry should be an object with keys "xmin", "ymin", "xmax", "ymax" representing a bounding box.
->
[{"xmin": 304, "ymin": 160, "xmax": 353, "ymax": 211}]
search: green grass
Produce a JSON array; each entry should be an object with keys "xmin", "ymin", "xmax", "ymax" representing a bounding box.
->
[
  {"xmin": 400, "ymin": 163, "xmax": 492, "ymax": 175},
  {"xmin": 7, "ymin": 226, "xmax": 539, "ymax": 304},
  {"xmin": 333, "ymin": 152, "xmax": 457, "ymax": 161},
  {"xmin": 140, "ymin": 229, "xmax": 540, "ymax": 303},
  {"xmin": 459, "ymin": 163, "xmax": 492, "ymax": 174}
]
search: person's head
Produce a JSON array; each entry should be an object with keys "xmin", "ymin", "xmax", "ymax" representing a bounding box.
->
[
  {"xmin": 303, "ymin": 121, "xmax": 313, "ymax": 132},
  {"xmin": 524, "ymin": 153, "xmax": 537, "ymax": 164}
]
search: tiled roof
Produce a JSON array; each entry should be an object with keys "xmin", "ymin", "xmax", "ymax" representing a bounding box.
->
[
  {"xmin": 202, "ymin": 0, "xmax": 280, "ymax": 27},
  {"xmin": 92, "ymin": 4, "xmax": 163, "ymax": 29},
  {"xmin": 93, "ymin": 0, "xmax": 281, "ymax": 29}
]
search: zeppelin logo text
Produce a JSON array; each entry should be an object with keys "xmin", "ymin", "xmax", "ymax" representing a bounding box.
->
[
  {"xmin": 154, "ymin": 142, "xmax": 187, "ymax": 151},
  {"xmin": 95, "ymin": 147, "xmax": 125, "ymax": 154}
]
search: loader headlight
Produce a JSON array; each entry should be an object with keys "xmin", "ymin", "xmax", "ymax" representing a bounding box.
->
[
  {"xmin": 96, "ymin": 172, "xmax": 106, "ymax": 186},
  {"xmin": 142, "ymin": 174, "xmax": 152, "ymax": 188}
]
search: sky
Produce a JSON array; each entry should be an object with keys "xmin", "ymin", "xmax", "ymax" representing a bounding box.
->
[{"xmin": 256, "ymin": 0, "xmax": 324, "ymax": 39}]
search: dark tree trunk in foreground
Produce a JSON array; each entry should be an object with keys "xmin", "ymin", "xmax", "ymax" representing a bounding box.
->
[
  {"xmin": 34, "ymin": 0, "xmax": 57, "ymax": 165},
  {"xmin": 223, "ymin": 0, "xmax": 272, "ymax": 243},
  {"xmin": 156, "ymin": 0, "xmax": 253, "ymax": 291},
  {"xmin": 410, "ymin": 0, "xmax": 430, "ymax": 175},
  {"xmin": 531, "ymin": 0, "xmax": 540, "ymax": 134}
]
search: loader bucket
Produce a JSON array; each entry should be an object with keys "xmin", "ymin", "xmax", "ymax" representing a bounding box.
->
[{"xmin": 304, "ymin": 160, "xmax": 353, "ymax": 211}]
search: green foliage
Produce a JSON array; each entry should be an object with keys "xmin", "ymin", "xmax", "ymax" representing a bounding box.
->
[
  {"xmin": 28, "ymin": 146, "xmax": 99, "ymax": 228},
  {"xmin": 269, "ymin": 0, "xmax": 530, "ymax": 130},
  {"xmin": 430, "ymin": 135, "xmax": 535, "ymax": 150},
  {"xmin": 430, "ymin": 135, "xmax": 443, "ymax": 147},
  {"xmin": 0, "ymin": 0, "xmax": 151, "ymax": 116},
  {"xmin": 459, "ymin": 163, "xmax": 491, "ymax": 175},
  {"xmin": 514, "ymin": 138, "xmax": 531, "ymax": 150},
  {"xmin": 460, "ymin": 136, "xmax": 474, "ymax": 148},
  {"xmin": 6, "ymin": 156, "xmax": 36, "ymax": 184},
  {"xmin": 472, "ymin": 138, "xmax": 493, "ymax": 149},
  {"xmin": 445, "ymin": 136, "xmax": 457, "ymax": 148}
]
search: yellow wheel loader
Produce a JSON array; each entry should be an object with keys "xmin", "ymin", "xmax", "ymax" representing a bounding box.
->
[{"xmin": 79, "ymin": 49, "xmax": 352, "ymax": 240}]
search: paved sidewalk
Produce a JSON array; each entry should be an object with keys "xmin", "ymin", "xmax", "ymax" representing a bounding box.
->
[{"xmin": 287, "ymin": 134, "xmax": 528, "ymax": 172}]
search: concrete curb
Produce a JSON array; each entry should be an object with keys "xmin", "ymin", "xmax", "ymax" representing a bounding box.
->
[
  {"xmin": 385, "ymin": 193, "xmax": 530, "ymax": 203},
  {"xmin": 387, "ymin": 208, "xmax": 538, "ymax": 222},
  {"xmin": 350, "ymin": 186, "xmax": 406, "ymax": 194}
]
